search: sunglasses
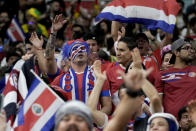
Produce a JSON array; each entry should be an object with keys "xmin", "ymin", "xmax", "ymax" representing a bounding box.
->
[{"xmin": 180, "ymin": 46, "xmax": 194, "ymax": 50}]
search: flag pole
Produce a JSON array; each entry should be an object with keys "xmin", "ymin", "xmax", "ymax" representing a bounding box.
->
[{"xmin": 30, "ymin": 69, "xmax": 65, "ymax": 103}]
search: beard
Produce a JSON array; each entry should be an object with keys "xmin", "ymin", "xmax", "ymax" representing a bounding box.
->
[
  {"xmin": 66, "ymin": 124, "xmax": 80, "ymax": 131},
  {"xmin": 180, "ymin": 57, "xmax": 192, "ymax": 64},
  {"xmin": 72, "ymin": 53, "xmax": 88, "ymax": 66}
]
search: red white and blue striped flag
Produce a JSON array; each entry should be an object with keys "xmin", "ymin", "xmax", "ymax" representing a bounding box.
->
[
  {"xmin": 6, "ymin": 17, "xmax": 25, "ymax": 42},
  {"xmin": 95, "ymin": 0, "xmax": 180, "ymax": 33},
  {"xmin": 3, "ymin": 59, "xmax": 26, "ymax": 126},
  {"xmin": 13, "ymin": 70, "xmax": 65, "ymax": 131}
]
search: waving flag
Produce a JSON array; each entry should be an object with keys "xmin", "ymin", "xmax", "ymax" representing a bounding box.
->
[
  {"xmin": 3, "ymin": 59, "xmax": 25, "ymax": 126},
  {"xmin": 95, "ymin": 0, "xmax": 180, "ymax": 33},
  {"xmin": 7, "ymin": 17, "xmax": 26, "ymax": 42},
  {"xmin": 13, "ymin": 70, "xmax": 65, "ymax": 131}
]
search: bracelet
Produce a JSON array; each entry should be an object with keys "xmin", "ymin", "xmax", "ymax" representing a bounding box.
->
[{"xmin": 126, "ymin": 88, "xmax": 141, "ymax": 98}]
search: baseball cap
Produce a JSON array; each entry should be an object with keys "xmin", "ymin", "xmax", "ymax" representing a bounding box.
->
[
  {"xmin": 136, "ymin": 33, "xmax": 149, "ymax": 42},
  {"xmin": 55, "ymin": 100, "xmax": 93, "ymax": 131},
  {"xmin": 171, "ymin": 38, "xmax": 190, "ymax": 53}
]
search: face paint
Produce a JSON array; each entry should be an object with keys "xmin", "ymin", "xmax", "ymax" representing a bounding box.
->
[{"xmin": 70, "ymin": 44, "xmax": 87, "ymax": 60}]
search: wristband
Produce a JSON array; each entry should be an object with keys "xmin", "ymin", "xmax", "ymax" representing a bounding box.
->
[{"xmin": 126, "ymin": 88, "xmax": 140, "ymax": 98}]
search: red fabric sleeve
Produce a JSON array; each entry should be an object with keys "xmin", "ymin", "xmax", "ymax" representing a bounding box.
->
[
  {"xmin": 154, "ymin": 71, "xmax": 164, "ymax": 93},
  {"xmin": 152, "ymin": 47, "xmax": 162, "ymax": 68}
]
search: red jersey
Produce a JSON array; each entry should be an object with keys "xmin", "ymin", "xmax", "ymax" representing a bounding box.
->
[
  {"xmin": 50, "ymin": 66, "xmax": 110, "ymax": 103},
  {"xmin": 155, "ymin": 66, "xmax": 196, "ymax": 118},
  {"xmin": 152, "ymin": 48, "xmax": 162, "ymax": 68},
  {"xmin": 100, "ymin": 60, "xmax": 114, "ymax": 72},
  {"xmin": 142, "ymin": 48, "xmax": 161, "ymax": 84},
  {"xmin": 104, "ymin": 63, "xmax": 125, "ymax": 107}
]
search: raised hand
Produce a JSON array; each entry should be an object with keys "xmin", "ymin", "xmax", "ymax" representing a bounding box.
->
[
  {"xmin": 188, "ymin": 99, "xmax": 196, "ymax": 113},
  {"xmin": 29, "ymin": 32, "xmax": 43, "ymax": 50},
  {"xmin": 131, "ymin": 48, "xmax": 143, "ymax": 69},
  {"xmin": 117, "ymin": 26, "xmax": 126, "ymax": 40},
  {"xmin": 118, "ymin": 68, "xmax": 153, "ymax": 91},
  {"xmin": 93, "ymin": 60, "xmax": 107, "ymax": 81},
  {"xmin": 51, "ymin": 14, "xmax": 68, "ymax": 33},
  {"xmin": 144, "ymin": 30, "xmax": 155, "ymax": 41},
  {"xmin": 187, "ymin": 99, "xmax": 196, "ymax": 125},
  {"xmin": 22, "ymin": 54, "xmax": 33, "ymax": 61},
  {"xmin": 142, "ymin": 103, "xmax": 151, "ymax": 116}
]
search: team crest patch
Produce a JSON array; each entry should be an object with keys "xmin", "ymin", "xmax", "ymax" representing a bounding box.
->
[
  {"xmin": 188, "ymin": 72, "xmax": 196, "ymax": 77},
  {"xmin": 9, "ymin": 72, "xmax": 18, "ymax": 87},
  {"xmin": 32, "ymin": 103, "xmax": 43, "ymax": 116}
]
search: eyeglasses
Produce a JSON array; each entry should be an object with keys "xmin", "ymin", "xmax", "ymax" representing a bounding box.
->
[{"xmin": 180, "ymin": 46, "xmax": 194, "ymax": 51}]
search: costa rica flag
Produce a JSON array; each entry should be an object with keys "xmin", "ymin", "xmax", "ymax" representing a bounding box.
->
[
  {"xmin": 95, "ymin": 0, "xmax": 180, "ymax": 33},
  {"xmin": 13, "ymin": 70, "xmax": 65, "ymax": 131},
  {"xmin": 7, "ymin": 17, "xmax": 25, "ymax": 42}
]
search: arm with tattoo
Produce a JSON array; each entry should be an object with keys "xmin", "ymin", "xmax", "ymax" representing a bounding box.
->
[
  {"xmin": 45, "ymin": 14, "xmax": 67, "ymax": 74},
  {"xmin": 45, "ymin": 33, "xmax": 56, "ymax": 58}
]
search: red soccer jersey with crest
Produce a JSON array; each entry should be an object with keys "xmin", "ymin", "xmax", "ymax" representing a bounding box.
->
[
  {"xmin": 103, "ymin": 63, "xmax": 125, "ymax": 108},
  {"xmin": 155, "ymin": 66, "xmax": 196, "ymax": 118}
]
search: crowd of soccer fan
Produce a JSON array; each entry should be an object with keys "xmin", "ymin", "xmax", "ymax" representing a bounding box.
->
[{"xmin": 0, "ymin": 0, "xmax": 196, "ymax": 131}]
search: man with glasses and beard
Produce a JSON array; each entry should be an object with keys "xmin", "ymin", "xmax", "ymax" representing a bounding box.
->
[{"xmin": 155, "ymin": 38, "xmax": 196, "ymax": 119}]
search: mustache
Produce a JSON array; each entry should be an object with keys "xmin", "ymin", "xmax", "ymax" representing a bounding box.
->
[{"xmin": 66, "ymin": 124, "xmax": 80, "ymax": 131}]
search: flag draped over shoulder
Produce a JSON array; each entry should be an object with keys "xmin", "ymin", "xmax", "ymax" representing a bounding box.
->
[
  {"xmin": 3, "ymin": 59, "xmax": 26, "ymax": 125},
  {"xmin": 14, "ymin": 70, "xmax": 65, "ymax": 131},
  {"xmin": 3, "ymin": 56, "xmax": 50, "ymax": 127},
  {"xmin": 6, "ymin": 17, "xmax": 25, "ymax": 42},
  {"xmin": 95, "ymin": 0, "xmax": 180, "ymax": 33}
]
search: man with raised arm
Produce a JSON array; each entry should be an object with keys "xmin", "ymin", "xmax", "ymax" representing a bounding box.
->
[
  {"xmin": 31, "ymin": 14, "xmax": 112, "ymax": 115},
  {"xmin": 88, "ymin": 50, "xmax": 162, "ymax": 130}
]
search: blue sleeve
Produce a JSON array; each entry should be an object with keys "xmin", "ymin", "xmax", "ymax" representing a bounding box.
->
[{"xmin": 100, "ymin": 90, "xmax": 110, "ymax": 97}]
